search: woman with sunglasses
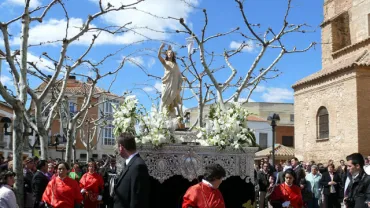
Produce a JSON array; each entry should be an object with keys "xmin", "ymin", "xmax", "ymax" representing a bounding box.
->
[
  {"xmin": 269, "ymin": 169, "xmax": 303, "ymax": 208},
  {"xmin": 80, "ymin": 160, "xmax": 104, "ymax": 208}
]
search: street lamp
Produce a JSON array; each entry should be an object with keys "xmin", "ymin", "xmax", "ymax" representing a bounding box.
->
[
  {"xmin": 0, "ymin": 117, "xmax": 34, "ymax": 136},
  {"xmin": 267, "ymin": 113, "xmax": 280, "ymax": 167},
  {"xmin": 0, "ymin": 117, "xmax": 12, "ymax": 136},
  {"xmin": 52, "ymin": 134, "xmax": 65, "ymax": 159}
]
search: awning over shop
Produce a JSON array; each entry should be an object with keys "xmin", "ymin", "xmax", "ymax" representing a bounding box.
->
[{"xmin": 255, "ymin": 144, "xmax": 294, "ymax": 160}]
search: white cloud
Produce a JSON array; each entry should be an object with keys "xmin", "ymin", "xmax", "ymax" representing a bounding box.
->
[
  {"xmin": 147, "ymin": 58, "xmax": 156, "ymax": 68},
  {"xmin": 142, "ymin": 81, "xmax": 162, "ymax": 93},
  {"xmin": 229, "ymin": 40, "xmax": 255, "ymax": 53},
  {"xmin": 25, "ymin": 53, "xmax": 55, "ymax": 73},
  {"xmin": 126, "ymin": 56, "xmax": 144, "ymax": 67},
  {"xmin": 254, "ymin": 85, "xmax": 266, "ymax": 93},
  {"xmin": 154, "ymin": 81, "xmax": 162, "ymax": 92},
  {"xmin": 143, "ymin": 86, "xmax": 154, "ymax": 93},
  {"xmin": 10, "ymin": 0, "xmax": 198, "ymax": 46},
  {"xmin": 5, "ymin": 0, "xmax": 41, "ymax": 8},
  {"xmin": 89, "ymin": 0, "xmax": 199, "ymax": 44},
  {"xmin": 10, "ymin": 18, "xmax": 133, "ymax": 46},
  {"xmin": 260, "ymin": 87, "xmax": 293, "ymax": 102},
  {"xmin": 0, "ymin": 75, "xmax": 11, "ymax": 85}
]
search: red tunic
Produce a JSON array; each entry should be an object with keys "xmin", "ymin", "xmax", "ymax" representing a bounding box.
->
[
  {"xmin": 79, "ymin": 172, "xmax": 104, "ymax": 208},
  {"xmin": 270, "ymin": 183, "xmax": 303, "ymax": 208},
  {"xmin": 42, "ymin": 176, "xmax": 83, "ymax": 208},
  {"xmin": 182, "ymin": 182, "xmax": 225, "ymax": 208}
]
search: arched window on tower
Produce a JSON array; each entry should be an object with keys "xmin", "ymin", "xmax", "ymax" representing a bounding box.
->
[{"xmin": 317, "ymin": 107, "xmax": 329, "ymax": 139}]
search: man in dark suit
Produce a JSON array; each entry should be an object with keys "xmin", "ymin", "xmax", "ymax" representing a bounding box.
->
[
  {"xmin": 274, "ymin": 163, "xmax": 284, "ymax": 184},
  {"xmin": 319, "ymin": 164, "xmax": 341, "ymax": 208},
  {"xmin": 32, "ymin": 160, "xmax": 49, "ymax": 208},
  {"xmin": 291, "ymin": 157, "xmax": 306, "ymax": 186},
  {"xmin": 113, "ymin": 132, "xmax": 150, "ymax": 208}
]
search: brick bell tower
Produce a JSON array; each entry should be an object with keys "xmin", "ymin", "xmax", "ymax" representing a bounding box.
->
[{"xmin": 292, "ymin": 0, "xmax": 370, "ymax": 163}]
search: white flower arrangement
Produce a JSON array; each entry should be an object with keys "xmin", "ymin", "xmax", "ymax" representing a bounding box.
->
[
  {"xmin": 112, "ymin": 95, "xmax": 139, "ymax": 136},
  {"xmin": 137, "ymin": 107, "xmax": 175, "ymax": 147},
  {"xmin": 112, "ymin": 95, "xmax": 175, "ymax": 147},
  {"xmin": 198, "ymin": 103, "xmax": 256, "ymax": 149}
]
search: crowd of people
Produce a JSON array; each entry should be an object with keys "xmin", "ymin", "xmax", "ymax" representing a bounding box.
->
[
  {"xmin": 0, "ymin": 153, "xmax": 117, "ymax": 208},
  {"xmin": 0, "ymin": 134, "xmax": 368, "ymax": 208},
  {"xmin": 255, "ymin": 154, "xmax": 370, "ymax": 208}
]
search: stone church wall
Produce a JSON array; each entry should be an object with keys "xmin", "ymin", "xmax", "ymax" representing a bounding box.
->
[
  {"xmin": 294, "ymin": 70, "xmax": 359, "ymax": 164},
  {"xmin": 356, "ymin": 67, "xmax": 370, "ymax": 155}
]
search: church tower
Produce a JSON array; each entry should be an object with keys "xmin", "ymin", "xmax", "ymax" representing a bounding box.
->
[{"xmin": 293, "ymin": 0, "xmax": 370, "ymax": 163}]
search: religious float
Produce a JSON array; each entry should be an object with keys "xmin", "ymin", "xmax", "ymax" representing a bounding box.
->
[{"xmin": 112, "ymin": 44, "xmax": 258, "ymax": 208}]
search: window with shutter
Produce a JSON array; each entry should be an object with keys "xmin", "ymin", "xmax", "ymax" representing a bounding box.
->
[
  {"xmin": 259, "ymin": 133, "xmax": 268, "ymax": 149},
  {"xmin": 317, "ymin": 107, "xmax": 329, "ymax": 139}
]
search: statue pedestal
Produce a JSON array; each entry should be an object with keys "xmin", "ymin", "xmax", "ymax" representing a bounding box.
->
[
  {"xmin": 173, "ymin": 130, "xmax": 199, "ymax": 144},
  {"xmin": 117, "ymin": 144, "xmax": 258, "ymax": 183}
]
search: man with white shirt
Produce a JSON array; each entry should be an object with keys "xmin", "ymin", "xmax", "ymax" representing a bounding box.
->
[{"xmin": 113, "ymin": 132, "xmax": 150, "ymax": 208}]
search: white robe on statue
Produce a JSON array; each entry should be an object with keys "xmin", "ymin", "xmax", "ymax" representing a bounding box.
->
[{"xmin": 160, "ymin": 60, "xmax": 182, "ymax": 116}]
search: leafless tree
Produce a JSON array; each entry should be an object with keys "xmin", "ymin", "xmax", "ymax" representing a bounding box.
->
[
  {"xmin": 125, "ymin": 0, "xmax": 315, "ymax": 129},
  {"xmin": 176, "ymin": 0, "xmax": 316, "ymax": 106},
  {"xmin": 0, "ymin": 0, "xmax": 144, "ymax": 205}
]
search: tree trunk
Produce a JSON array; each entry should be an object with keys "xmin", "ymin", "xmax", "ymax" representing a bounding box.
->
[
  {"xmin": 198, "ymin": 102, "xmax": 204, "ymax": 128},
  {"xmin": 198, "ymin": 80, "xmax": 204, "ymax": 127},
  {"xmin": 65, "ymin": 122, "xmax": 75, "ymax": 164},
  {"xmin": 72, "ymin": 145, "xmax": 76, "ymax": 164},
  {"xmin": 216, "ymin": 90, "xmax": 225, "ymax": 110},
  {"xmin": 38, "ymin": 132, "xmax": 48, "ymax": 159},
  {"xmin": 34, "ymin": 104, "xmax": 49, "ymax": 159},
  {"xmin": 86, "ymin": 144, "xmax": 90, "ymax": 164},
  {"xmin": 12, "ymin": 110, "xmax": 24, "ymax": 208},
  {"xmin": 86, "ymin": 132, "xmax": 90, "ymax": 163}
]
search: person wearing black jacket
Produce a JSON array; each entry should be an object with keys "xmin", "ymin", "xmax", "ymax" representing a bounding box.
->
[
  {"xmin": 320, "ymin": 164, "xmax": 341, "ymax": 208},
  {"xmin": 31, "ymin": 160, "xmax": 49, "ymax": 208},
  {"xmin": 291, "ymin": 157, "xmax": 306, "ymax": 186},
  {"xmin": 113, "ymin": 132, "xmax": 150, "ymax": 208},
  {"xmin": 345, "ymin": 153, "xmax": 370, "ymax": 208},
  {"xmin": 23, "ymin": 157, "xmax": 35, "ymax": 208},
  {"xmin": 257, "ymin": 162, "xmax": 269, "ymax": 208}
]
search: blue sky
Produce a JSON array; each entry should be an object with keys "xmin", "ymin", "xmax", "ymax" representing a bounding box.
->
[{"xmin": 0, "ymin": 0, "xmax": 323, "ymax": 110}]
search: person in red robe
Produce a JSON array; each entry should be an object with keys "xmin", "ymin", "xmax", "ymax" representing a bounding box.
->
[
  {"xmin": 80, "ymin": 160, "xmax": 104, "ymax": 208},
  {"xmin": 42, "ymin": 162, "xmax": 83, "ymax": 208},
  {"xmin": 182, "ymin": 164, "xmax": 226, "ymax": 208},
  {"xmin": 269, "ymin": 169, "xmax": 304, "ymax": 208}
]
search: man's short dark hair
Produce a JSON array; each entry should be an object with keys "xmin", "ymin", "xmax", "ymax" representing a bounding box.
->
[
  {"xmin": 116, "ymin": 132, "xmax": 136, "ymax": 151},
  {"xmin": 328, "ymin": 164, "xmax": 335, "ymax": 169},
  {"xmin": 36, "ymin": 160, "xmax": 47, "ymax": 170},
  {"xmin": 203, "ymin": 164, "xmax": 226, "ymax": 182},
  {"xmin": 346, "ymin": 153, "xmax": 365, "ymax": 168},
  {"xmin": 292, "ymin": 157, "xmax": 299, "ymax": 162},
  {"xmin": 33, "ymin": 156, "xmax": 39, "ymax": 162}
]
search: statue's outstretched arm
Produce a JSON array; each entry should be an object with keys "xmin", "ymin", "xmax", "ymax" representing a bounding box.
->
[{"xmin": 158, "ymin": 43, "xmax": 166, "ymax": 65}]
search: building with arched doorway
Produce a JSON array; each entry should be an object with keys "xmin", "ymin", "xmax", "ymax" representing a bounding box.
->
[{"xmin": 293, "ymin": 0, "xmax": 370, "ymax": 163}]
